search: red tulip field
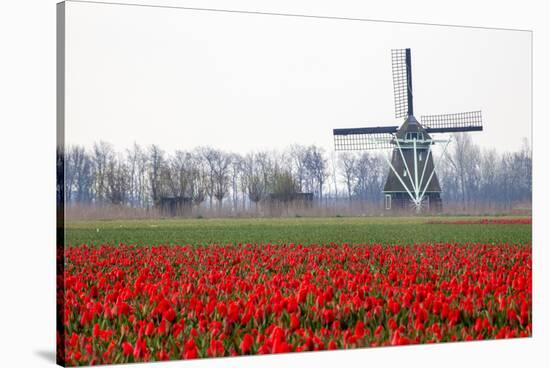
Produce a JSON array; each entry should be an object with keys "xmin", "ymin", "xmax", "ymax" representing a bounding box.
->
[{"xmin": 59, "ymin": 217, "xmax": 532, "ymax": 365}]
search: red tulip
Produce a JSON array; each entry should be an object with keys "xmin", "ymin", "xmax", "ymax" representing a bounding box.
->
[
  {"xmin": 355, "ymin": 321, "xmax": 365, "ymax": 339},
  {"xmin": 241, "ymin": 333, "xmax": 254, "ymax": 354},
  {"xmin": 290, "ymin": 315, "xmax": 300, "ymax": 330},
  {"xmin": 145, "ymin": 321, "xmax": 155, "ymax": 336},
  {"xmin": 122, "ymin": 342, "xmax": 133, "ymax": 357}
]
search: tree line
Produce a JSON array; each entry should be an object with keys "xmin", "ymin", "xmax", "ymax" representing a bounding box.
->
[
  {"xmin": 61, "ymin": 134, "xmax": 531, "ymax": 215},
  {"xmin": 437, "ymin": 135, "xmax": 531, "ymax": 211}
]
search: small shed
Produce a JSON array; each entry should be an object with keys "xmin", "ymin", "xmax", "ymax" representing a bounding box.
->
[
  {"xmin": 158, "ymin": 196, "xmax": 192, "ymax": 217},
  {"xmin": 267, "ymin": 192, "xmax": 314, "ymax": 206}
]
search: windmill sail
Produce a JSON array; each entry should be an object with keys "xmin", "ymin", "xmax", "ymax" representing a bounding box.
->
[
  {"xmin": 333, "ymin": 126, "xmax": 397, "ymax": 150},
  {"xmin": 421, "ymin": 111, "xmax": 483, "ymax": 133},
  {"xmin": 392, "ymin": 48, "xmax": 413, "ymax": 119}
]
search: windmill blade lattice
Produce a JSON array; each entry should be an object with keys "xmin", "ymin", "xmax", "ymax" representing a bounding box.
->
[
  {"xmin": 333, "ymin": 129, "xmax": 395, "ymax": 151},
  {"xmin": 421, "ymin": 111, "xmax": 483, "ymax": 133},
  {"xmin": 392, "ymin": 49, "xmax": 410, "ymax": 119}
]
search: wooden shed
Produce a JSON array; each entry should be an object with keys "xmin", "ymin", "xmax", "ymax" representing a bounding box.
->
[{"xmin": 158, "ymin": 196, "xmax": 192, "ymax": 217}]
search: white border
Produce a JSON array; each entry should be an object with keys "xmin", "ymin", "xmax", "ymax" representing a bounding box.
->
[{"xmin": 0, "ymin": 1, "xmax": 546, "ymax": 368}]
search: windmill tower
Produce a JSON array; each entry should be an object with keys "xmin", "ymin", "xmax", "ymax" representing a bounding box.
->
[{"xmin": 333, "ymin": 49, "xmax": 483, "ymax": 212}]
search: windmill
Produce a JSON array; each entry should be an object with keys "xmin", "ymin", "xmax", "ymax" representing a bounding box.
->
[{"xmin": 333, "ymin": 48, "xmax": 483, "ymax": 212}]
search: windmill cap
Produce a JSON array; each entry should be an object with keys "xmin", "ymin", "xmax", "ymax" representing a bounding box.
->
[
  {"xmin": 405, "ymin": 115, "xmax": 420, "ymax": 125},
  {"xmin": 396, "ymin": 114, "xmax": 432, "ymax": 140}
]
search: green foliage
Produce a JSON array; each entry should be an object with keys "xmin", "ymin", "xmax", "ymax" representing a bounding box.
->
[{"xmin": 269, "ymin": 170, "xmax": 299, "ymax": 202}]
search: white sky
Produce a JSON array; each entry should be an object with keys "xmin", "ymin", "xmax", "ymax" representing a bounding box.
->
[{"xmin": 64, "ymin": 1, "xmax": 532, "ymax": 154}]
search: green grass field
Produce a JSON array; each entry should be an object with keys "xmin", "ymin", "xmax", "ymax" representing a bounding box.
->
[{"xmin": 64, "ymin": 216, "xmax": 531, "ymax": 246}]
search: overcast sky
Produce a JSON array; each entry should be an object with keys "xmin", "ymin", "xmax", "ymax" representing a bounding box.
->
[{"xmin": 64, "ymin": 1, "xmax": 532, "ymax": 154}]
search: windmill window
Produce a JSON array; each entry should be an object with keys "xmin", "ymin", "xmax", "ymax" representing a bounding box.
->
[
  {"xmin": 385, "ymin": 194, "xmax": 392, "ymax": 210},
  {"xmin": 403, "ymin": 169, "xmax": 407, "ymax": 177},
  {"xmin": 406, "ymin": 132, "xmax": 418, "ymax": 140},
  {"xmin": 419, "ymin": 153, "xmax": 423, "ymax": 161}
]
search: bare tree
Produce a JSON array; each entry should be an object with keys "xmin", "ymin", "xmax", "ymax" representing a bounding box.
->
[
  {"xmin": 304, "ymin": 145, "xmax": 327, "ymax": 201},
  {"xmin": 255, "ymin": 151, "xmax": 273, "ymax": 192},
  {"xmin": 338, "ymin": 152, "xmax": 357, "ymax": 202},
  {"xmin": 326, "ymin": 152, "xmax": 339, "ymax": 202},
  {"xmin": 189, "ymin": 149, "xmax": 207, "ymax": 208},
  {"xmin": 447, "ymin": 133, "xmax": 480, "ymax": 210},
  {"xmin": 353, "ymin": 152, "xmax": 370, "ymax": 201},
  {"xmin": 199, "ymin": 147, "xmax": 218, "ymax": 209},
  {"xmin": 518, "ymin": 138, "xmax": 532, "ymax": 202},
  {"xmin": 148, "ymin": 144, "xmax": 164, "ymax": 205},
  {"xmin": 126, "ymin": 144, "xmax": 139, "ymax": 206},
  {"xmin": 92, "ymin": 141, "xmax": 114, "ymax": 204},
  {"xmin": 65, "ymin": 145, "xmax": 93, "ymax": 203},
  {"xmin": 75, "ymin": 151, "xmax": 94, "ymax": 203},
  {"xmin": 64, "ymin": 146, "xmax": 78, "ymax": 203},
  {"xmin": 201, "ymin": 149, "xmax": 232, "ymax": 211},
  {"xmin": 243, "ymin": 153, "xmax": 266, "ymax": 212},
  {"xmin": 126, "ymin": 143, "xmax": 148, "ymax": 207},
  {"xmin": 289, "ymin": 145, "xmax": 308, "ymax": 192},
  {"xmin": 229, "ymin": 153, "xmax": 244, "ymax": 212},
  {"xmin": 167, "ymin": 150, "xmax": 194, "ymax": 198},
  {"xmin": 438, "ymin": 150, "xmax": 460, "ymax": 205},
  {"xmin": 106, "ymin": 153, "xmax": 129, "ymax": 205},
  {"xmin": 479, "ymin": 148, "xmax": 498, "ymax": 206},
  {"xmin": 367, "ymin": 154, "xmax": 386, "ymax": 203}
]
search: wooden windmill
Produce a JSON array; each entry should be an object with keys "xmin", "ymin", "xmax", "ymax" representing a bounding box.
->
[{"xmin": 333, "ymin": 49, "xmax": 483, "ymax": 212}]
